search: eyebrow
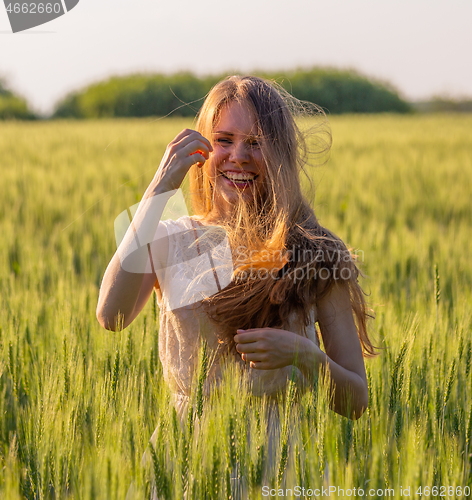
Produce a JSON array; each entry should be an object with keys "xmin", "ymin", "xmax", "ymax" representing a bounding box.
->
[{"xmin": 213, "ymin": 130, "xmax": 259, "ymax": 138}]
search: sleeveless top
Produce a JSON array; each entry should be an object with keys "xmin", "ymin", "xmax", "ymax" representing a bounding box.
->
[{"xmin": 152, "ymin": 215, "xmax": 320, "ymax": 421}]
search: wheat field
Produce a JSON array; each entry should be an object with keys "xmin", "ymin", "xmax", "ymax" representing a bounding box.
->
[{"xmin": 0, "ymin": 114, "xmax": 471, "ymax": 499}]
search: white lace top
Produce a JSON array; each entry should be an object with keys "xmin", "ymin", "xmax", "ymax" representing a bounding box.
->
[{"xmin": 153, "ymin": 216, "xmax": 320, "ymax": 421}]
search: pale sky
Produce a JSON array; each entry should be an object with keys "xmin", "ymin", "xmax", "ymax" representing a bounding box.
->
[{"xmin": 1, "ymin": 0, "xmax": 471, "ymax": 116}]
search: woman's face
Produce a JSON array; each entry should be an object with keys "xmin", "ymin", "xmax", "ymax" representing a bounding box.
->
[{"xmin": 204, "ymin": 100, "xmax": 267, "ymax": 216}]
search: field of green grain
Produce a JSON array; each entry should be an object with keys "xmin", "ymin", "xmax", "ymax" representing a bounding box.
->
[{"xmin": 0, "ymin": 114, "xmax": 471, "ymax": 499}]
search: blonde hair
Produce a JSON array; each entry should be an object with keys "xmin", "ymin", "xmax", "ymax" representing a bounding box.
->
[{"xmin": 188, "ymin": 75, "xmax": 377, "ymax": 357}]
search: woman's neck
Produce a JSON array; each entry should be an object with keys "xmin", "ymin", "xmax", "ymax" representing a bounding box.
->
[{"xmin": 195, "ymin": 206, "xmax": 234, "ymax": 227}]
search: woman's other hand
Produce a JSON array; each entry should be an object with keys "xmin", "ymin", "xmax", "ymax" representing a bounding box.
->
[
  {"xmin": 234, "ymin": 328, "xmax": 318, "ymax": 370},
  {"xmin": 145, "ymin": 129, "xmax": 213, "ymax": 197}
]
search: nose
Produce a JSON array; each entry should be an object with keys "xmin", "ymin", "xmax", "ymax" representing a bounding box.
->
[{"xmin": 228, "ymin": 141, "xmax": 250, "ymax": 165}]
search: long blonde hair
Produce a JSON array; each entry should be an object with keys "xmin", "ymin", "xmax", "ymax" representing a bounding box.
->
[{"xmin": 188, "ymin": 75, "xmax": 377, "ymax": 357}]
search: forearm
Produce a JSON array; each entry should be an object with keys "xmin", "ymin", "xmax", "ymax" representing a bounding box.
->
[
  {"xmin": 96, "ymin": 253, "xmax": 147, "ymax": 331},
  {"xmin": 297, "ymin": 338, "xmax": 369, "ymax": 419},
  {"xmin": 97, "ymin": 186, "xmax": 173, "ymax": 330}
]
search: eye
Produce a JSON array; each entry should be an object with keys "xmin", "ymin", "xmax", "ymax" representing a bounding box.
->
[{"xmin": 216, "ymin": 138, "xmax": 232, "ymax": 145}]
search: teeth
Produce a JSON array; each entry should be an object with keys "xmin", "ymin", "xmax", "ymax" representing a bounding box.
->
[{"xmin": 223, "ymin": 172, "xmax": 256, "ymax": 181}]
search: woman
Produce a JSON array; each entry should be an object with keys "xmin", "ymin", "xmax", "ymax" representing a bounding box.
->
[{"xmin": 97, "ymin": 75, "xmax": 376, "ymax": 495}]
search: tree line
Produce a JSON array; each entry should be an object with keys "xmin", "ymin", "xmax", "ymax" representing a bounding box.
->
[
  {"xmin": 0, "ymin": 79, "xmax": 36, "ymax": 120},
  {"xmin": 52, "ymin": 68, "xmax": 411, "ymax": 118},
  {"xmin": 1, "ymin": 68, "xmax": 415, "ymax": 120}
]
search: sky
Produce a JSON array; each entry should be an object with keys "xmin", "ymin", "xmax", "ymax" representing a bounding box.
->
[{"xmin": 0, "ymin": 0, "xmax": 471, "ymax": 116}]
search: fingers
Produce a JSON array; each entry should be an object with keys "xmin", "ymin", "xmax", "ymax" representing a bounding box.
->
[
  {"xmin": 189, "ymin": 153, "xmax": 207, "ymax": 168},
  {"xmin": 171, "ymin": 129, "xmax": 213, "ymax": 154},
  {"xmin": 235, "ymin": 342, "xmax": 253, "ymax": 354},
  {"xmin": 236, "ymin": 341, "xmax": 267, "ymax": 356},
  {"xmin": 240, "ymin": 352, "xmax": 266, "ymax": 362},
  {"xmin": 244, "ymin": 355, "xmax": 266, "ymax": 370},
  {"xmin": 182, "ymin": 140, "xmax": 212, "ymax": 160},
  {"xmin": 236, "ymin": 341, "xmax": 276, "ymax": 370},
  {"xmin": 190, "ymin": 149, "xmax": 207, "ymax": 168},
  {"xmin": 169, "ymin": 128, "xmax": 196, "ymax": 144},
  {"xmin": 234, "ymin": 330, "xmax": 259, "ymax": 343},
  {"xmin": 167, "ymin": 132, "xmax": 213, "ymax": 168},
  {"xmin": 150, "ymin": 129, "xmax": 212, "ymax": 192}
]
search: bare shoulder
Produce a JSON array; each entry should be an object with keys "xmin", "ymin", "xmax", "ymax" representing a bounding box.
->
[{"xmin": 316, "ymin": 278, "xmax": 367, "ymax": 382}]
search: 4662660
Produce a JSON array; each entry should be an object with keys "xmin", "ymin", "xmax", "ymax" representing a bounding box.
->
[
  {"xmin": 6, "ymin": 3, "xmax": 62, "ymax": 14},
  {"xmin": 416, "ymin": 486, "xmax": 471, "ymax": 497}
]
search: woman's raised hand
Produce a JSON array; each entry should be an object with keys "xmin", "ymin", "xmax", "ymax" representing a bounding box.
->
[{"xmin": 145, "ymin": 129, "xmax": 213, "ymax": 196}]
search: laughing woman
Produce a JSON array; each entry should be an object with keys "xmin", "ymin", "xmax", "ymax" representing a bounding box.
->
[{"xmin": 97, "ymin": 75, "xmax": 377, "ymax": 497}]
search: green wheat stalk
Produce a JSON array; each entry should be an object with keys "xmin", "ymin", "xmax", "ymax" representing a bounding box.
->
[
  {"xmin": 210, "ymin": 442, "xmax": 220, "ymax": 500},
  {"xmin": 196, "ymin": 340, "xmax": 209, "ymax": 420},
  {"xmin": 389, "ymin": 340, "xmax": 408, "ymax": 414},
  {"xmin": 442, "ymin": 359, "xmax": 456, "ymax": 433},
  {"xmin": 224, "ymin": 465, "xmax": 232, "ymax": 500},
  {"xmin": 148, "ymin": 440, "xmax": 170, "ymax": 499},
  {"xmin": 464, "ymin": 403, "xmax": 472, "ymax": 483},
  {"xmin": 111, "ymin": 350, "xmax": 120, "ymax": 404},
  {"xmin": 277, "ymin": 368, "xmax": 297, "ymax": 488},
  {"xmin": 434, "ymin": 263, "xmax": 440, "ymax": 332},
  {"xmin": 152, "ymin": 290, "xmax": 157, "ymax": 323},
  {"xmin": 295, "ymin": 443, "xmax": 302, "ymax": 487},
  {"xmin": 227, "ymin": 413, "xmax": 237, "ymax": 470},
  {"xmin": 63, "ymin": 337, "xmax": 70, "ymax": 401}
]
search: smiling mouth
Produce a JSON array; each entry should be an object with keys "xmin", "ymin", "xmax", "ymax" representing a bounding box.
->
[{"xmin": 220, "ymin": 171, "xmax": 258, "ymax": 186}]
